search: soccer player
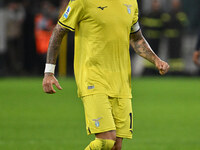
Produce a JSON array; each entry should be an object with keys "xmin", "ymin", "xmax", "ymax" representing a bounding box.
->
[
  {"xmin": 42, "ymin": 0, "xmax": 170, "ymax": 149},
  {"xmin": 193, "ymin": 32, "xmax": 200, "ymax": 67}
]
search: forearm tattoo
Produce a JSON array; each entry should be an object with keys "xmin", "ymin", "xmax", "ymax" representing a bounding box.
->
[
  {"xmin": 46, "ymin": 24, "xmax": 68, "ymax": 64},
  {"xmin": 130, "ymin": 30, "xmax": 158, "ymax": 64}
]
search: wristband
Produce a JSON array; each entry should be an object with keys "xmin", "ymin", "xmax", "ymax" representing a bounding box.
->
[
  {"xmin": 44, "ymin": 64, "xmax": 56, "ymax": 74},
  {"xmin": 131, "ymin": 22, "xmax": 140, "ymax": 33}
]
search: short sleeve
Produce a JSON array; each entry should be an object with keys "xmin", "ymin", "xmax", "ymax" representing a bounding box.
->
[
  {"xmin": 58, "ymin": 0, "xmax": 84, "ymax": 32},
  {"xmin": 130, "ymin": 2, "xmax": 140, "ymax": 34}
]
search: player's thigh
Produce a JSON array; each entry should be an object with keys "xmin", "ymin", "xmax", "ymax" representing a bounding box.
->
[
  {"xmin": 82, "ymin": 94, "xmax": 116, "ymax": 135},
  {"xmin": 110, "ymin": 98, "xmax": 133, "ymax": 139}
]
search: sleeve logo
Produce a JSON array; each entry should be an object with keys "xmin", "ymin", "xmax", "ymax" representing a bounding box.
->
[{"xmin": 64, "ymin": 6, "xmax": 71, "ymax": 19}]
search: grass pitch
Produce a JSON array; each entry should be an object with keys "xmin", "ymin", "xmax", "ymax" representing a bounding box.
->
[{"xmin": 0, "ymin": 77, "xmax": 200, "ymax": 150}]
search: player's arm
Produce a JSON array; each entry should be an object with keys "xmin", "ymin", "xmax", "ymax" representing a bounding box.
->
[
  {"xmin": 43, "ymin": 24, "xmax": 69, "ymax": 94},
  {"xmin": 193, "ymin": 51, "xmax": 200, "ymax": 67},
  {"xmin": 193, "ymin": 34, "xmax": 200, "ymax": 66},
  {"xmin": 130, "ymin": 30, "xmax": 170, "ymax": 75}
]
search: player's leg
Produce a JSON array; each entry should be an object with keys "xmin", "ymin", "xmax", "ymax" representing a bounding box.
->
[
  {"xmin": 86, "ymin": 130, "xmax": 116, "ymax": 149},
  {"xmin": 95, "ymin": 130, "xmax": 116, "ymax": 140},
  {"xmin": 109, "ymin": 97, "xmax": 133, "ymax": 150},
  {"xmin": 82, "ymin": 94, "xmax": 116, "ymax": 150}
]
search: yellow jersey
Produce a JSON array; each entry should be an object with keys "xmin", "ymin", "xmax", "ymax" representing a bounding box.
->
[{"xmin": 59, "ymin": 0, "xmax": 139, "ymax": 98}]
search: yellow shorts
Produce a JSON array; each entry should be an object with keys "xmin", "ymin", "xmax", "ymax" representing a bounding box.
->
[{"xmin": 81, "ymin": 94, "xmax": 133, "ymax": 139}]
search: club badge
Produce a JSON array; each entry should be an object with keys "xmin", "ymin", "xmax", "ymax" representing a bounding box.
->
[
  {"xmin": 124, "ymin": 4, "xmax": 132, "ymax": 14},
  {"xmin": 92, "ymin": 117, "xmax": 102, "ymax": 127}
]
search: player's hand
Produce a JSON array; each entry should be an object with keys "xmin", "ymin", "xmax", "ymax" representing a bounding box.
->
[
  {"xmin": 155, "ymin": 59, "xmax": 170, "ymax": 75},
  {"xmin": 42, "ymin": 73, "xmax": 62, "ymax": 94},
  {"xmin": 193, "ymin": 51, "xmax": 200, "ymax": 67}
]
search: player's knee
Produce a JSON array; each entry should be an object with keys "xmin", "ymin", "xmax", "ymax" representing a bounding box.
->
[{"xmin": 108, "ymin": 131, "xmax": 116, "ymax": 141}]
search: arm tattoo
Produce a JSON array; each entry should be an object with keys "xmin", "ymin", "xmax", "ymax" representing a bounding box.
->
[
  {"xmin": 46, "ymin": 24, "xmax": 68, "ymax": 64},
  {"xmin": 130, "ymin": 30, "xmax": 159, "ymax": 64}
]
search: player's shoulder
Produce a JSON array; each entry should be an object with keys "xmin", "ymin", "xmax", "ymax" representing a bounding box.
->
[
  {"xmin": 133, "ymin": 0, "xmax": 138, "ymax": 3},
  {"xmin": 129, "ymin": 0, "xmax": 138, "ymax": 5},
  {"xmin": 128, "ymin": 0, "xmax": 138, "ymax": 10}
]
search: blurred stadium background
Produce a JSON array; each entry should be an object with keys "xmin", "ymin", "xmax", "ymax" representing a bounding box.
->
[{"xmin": 0, "ymin": 0, "xmax": 200, "ymax": 150}]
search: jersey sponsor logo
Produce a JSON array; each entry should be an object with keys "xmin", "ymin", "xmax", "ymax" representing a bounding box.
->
[
  {"xmin": 64, "ymin": 6, "xmax": 71, "ymax": 19},
  {"xmin": 97, "ymin": 6, "xmax": 108, "ymax": 10},
  {"xmin": 92, "ymin": 117, "xmax": 102, "ymax": 127},
  {"xmin": 88, "ymin": 85, "xmax": 95, "ymax": 90},
  {"xmin": 124, "ymin": 4, "xmax": 132, "ymax": 14}
]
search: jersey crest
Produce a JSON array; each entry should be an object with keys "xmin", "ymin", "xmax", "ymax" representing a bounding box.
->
[
  {"xmin": 92, "ymin": 117, "xmax": 102, "ymax": 127},
  {"xmin": 124, "ymin": 4, "xmax": 132, "ymax": 14}
]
